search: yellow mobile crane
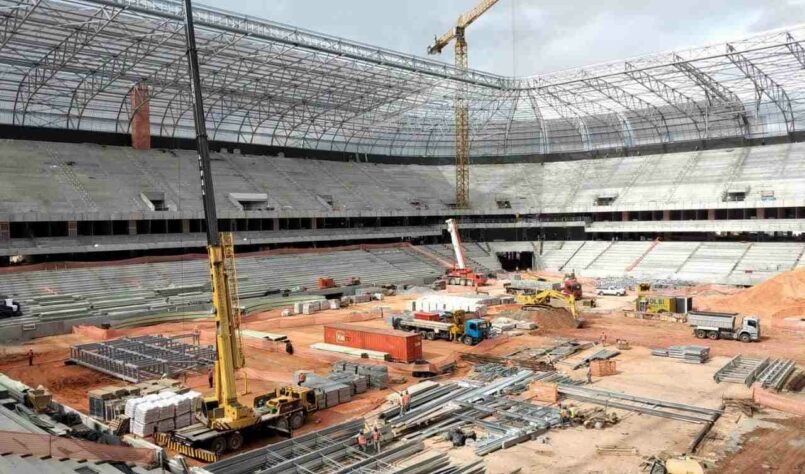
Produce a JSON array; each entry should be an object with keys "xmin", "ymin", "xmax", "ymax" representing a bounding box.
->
[
  {"xmin": 153, "ymin": 0, "xmax": 308, "ymax": 461},
  {"xmin": 428, "ymin": 0, "xmax": 501, "ymax": 208}
]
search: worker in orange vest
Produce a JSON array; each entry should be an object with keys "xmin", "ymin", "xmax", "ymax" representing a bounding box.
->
[
  {"xmin": 399, "ymin": 390, "xmax": 411, "ymax": 417},
  {"xmin": 356, "ymin": 431, "xmax": 368, "ymax": 452},
  {"xmin": 372, "ymin": 426, "xmax": 382, "ymax": 453}
]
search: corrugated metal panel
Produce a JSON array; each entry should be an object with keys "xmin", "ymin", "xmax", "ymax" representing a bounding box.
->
[{"xmin": 324, "ymin": 324, "xmax": 422, "ymax": 362}]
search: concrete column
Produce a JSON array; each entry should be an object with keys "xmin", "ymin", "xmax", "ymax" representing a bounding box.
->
[
  {"xmin": 273, "ymin": 217, "xmax": 280, "ymax": 231},
  {"xmin": 181, "ymin": 219, "xmax": 190, "ymax": 233},
  {"xmin": 756, "ymin": 208, "xmax": 764, "ymax": 219},
  {"xmin": 128, "ymin": 220, "xmax": 137, "ymax": 235},
  {"xmin": 311, "ymin": 218, "xmax": 317, "ymax": 230},
  {"xmin": 0, "ymin": 221, "xmax": 8, "ymax": 242},
  {"xmin": 68, "ymin": 221, "xmax": 78, "ymax": 237},
  {"xmin": 707, "ymin": 209, "xmax": 716, "ymax": 220},
  {"xmin": 130, "ymin": 83, "xmax": 151, "ymax": 150},
  {"xmin": 621, "ymin": 211, "xmax": 629, "ymax": 221},
  {"xmin": 662, "ymin": 210, "xmax": 671, "ymax": 221}
]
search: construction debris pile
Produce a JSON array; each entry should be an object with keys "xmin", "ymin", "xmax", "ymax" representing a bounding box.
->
[
  {"xmin": 196, "ymin": 418, "xmax": 485, "ymax": 474},
  {"xmin": 652, "ymin": 345, "xmax": 710, "ymax": 363},
  {"xmin": 69, "ymin": 334, "xmax": 216, "ymax": 383}
]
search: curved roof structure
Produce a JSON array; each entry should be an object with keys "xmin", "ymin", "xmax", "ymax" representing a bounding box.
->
[{"xmin": 0, "ymin": 0, "xmax": 804, "ymax": 157}]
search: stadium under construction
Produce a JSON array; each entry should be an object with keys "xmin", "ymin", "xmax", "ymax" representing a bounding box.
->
[{"xmin": 0, "ymin": 1, "xmax": 803, "ymax": 473}]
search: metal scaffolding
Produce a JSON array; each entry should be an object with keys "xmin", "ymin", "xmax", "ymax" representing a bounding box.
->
[
  {"xmin": 0, "ymin": 0, "xmax": 803, "ymax": 158},
  {"xmin": 69, "ymin": 334, "xmax": 216, "ymax": 382}
]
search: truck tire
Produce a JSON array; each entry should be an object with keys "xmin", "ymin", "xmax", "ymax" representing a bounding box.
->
[
  {"xmin": 228, "ymin": 431, "xmax": 244, "ymax": 451},
  {"xmin": 462, "ymin": 335, "xmax": 474, "ymax": 346},
  {"xmin": 424, "ymin": 331, "xmax": 435, "ymax": 340},
  {"xmin": 739, "ymin": 333, "xmax": 751, "ymax": 343},
  {"xmin": 290, "ymin": 412, "xmax": 305, "ymax": 430},
  {"xmin": 707, "ymin": 331, "xmax": 719, "ymax": 340},
  {"xmin": 210, "ymin": 436, "xmax": 227, "ymax": 456},
  {"xmin": 695, "ymin": 329, "xmax": 706, "ymax": 339}
]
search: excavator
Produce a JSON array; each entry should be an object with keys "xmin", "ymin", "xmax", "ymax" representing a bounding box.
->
[
  {"xmin": 515, "ymin": 289, "xmax": 585, "ymax": 327},
  {"xmin": 153, "ymin": 0, "xmax": 311, "ymax": 461}
]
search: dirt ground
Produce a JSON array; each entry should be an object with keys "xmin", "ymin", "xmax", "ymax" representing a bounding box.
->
[{"xmin": 0, "ymin": 275, "xmax": 803, "ymax": 472}]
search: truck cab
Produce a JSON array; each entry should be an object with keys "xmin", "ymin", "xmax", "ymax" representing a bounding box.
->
[
  {"xmin": 739, "ymin": 316, "xmax": 761, "ymax": 342},
  {"xmin": 462, "ymin": 319, "xmax": 490, "ymax": 345}
]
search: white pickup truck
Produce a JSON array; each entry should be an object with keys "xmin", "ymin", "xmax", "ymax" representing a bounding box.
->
[{"xmin": 596, "ymin": 286, "xmax": 626, "ymax": 296}]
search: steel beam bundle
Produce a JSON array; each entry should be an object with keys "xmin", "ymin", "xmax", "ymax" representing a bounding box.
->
[
  {"xmin": 651, "ymin": 345, "xmax": 710, "ymax": 363},
  {"xmin": 382, "ymin": 371, "xmax": 565, "ymax": 456},
  {"xmin": 755, "ymin": 359, "xmax": 797, "ymax": 391},
  {"xmin": 198, "ymin": 417, "xmax": 484, "ymax": 474},
  {"xmin": 557, "ymin": 385, "xmax": 722, "ymax": 424},
  {"xmin": 69, "ymin": 335, "xmax": 216, "ymax": 383},
  {"xmin": 713, "ymin": 355, "xmax": 770, "ymax": 386}
]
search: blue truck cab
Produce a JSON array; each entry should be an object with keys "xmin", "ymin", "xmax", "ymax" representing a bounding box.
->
[{"xmin": 462, "ymin": 319, "xmax": 491, "ymax": 345}]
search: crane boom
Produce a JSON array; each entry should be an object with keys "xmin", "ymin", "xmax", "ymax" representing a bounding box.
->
[
  {"xmin": 427, "ymin": 0, "xmax": 501, "ymax": 209},
  {"xmin": 183, "ymin": 0, "xmax": 256, "ymax": 431},
  {"xmin": 428, "ymin": 0, "xmax": 501, "ymax": 54},
  {"xmin": 445, "ymin": 218, "xmax": 467, "ymax": 270}
]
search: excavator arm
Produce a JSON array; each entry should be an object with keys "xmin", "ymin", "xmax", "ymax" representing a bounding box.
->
[{"xmin": 516, "ymin": 290, "xmax": 579, "ymax": 320}]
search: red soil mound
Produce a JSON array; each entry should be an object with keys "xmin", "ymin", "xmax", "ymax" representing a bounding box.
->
[{"xmin": 696, "ymin": 269, "xmax": 805, "ymax": 322}]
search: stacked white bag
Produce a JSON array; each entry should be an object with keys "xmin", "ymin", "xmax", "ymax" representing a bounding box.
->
[
  {"xmin": 127, "ymin": 390, "xmax": 203, "ymax": 437},
  {"xmin": 174, "ymin": 391, "xmax": 201, "ymax": 429}
]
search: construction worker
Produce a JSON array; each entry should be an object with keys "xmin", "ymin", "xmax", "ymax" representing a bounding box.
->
[
  {"xmin": 285, "ymin": 340, "xmax": 294, "ymax": 355},
  {"xmin": 569, "ymin": 405, "xmax": 577, "ymax": 423},
  {"xmin": 400, "ymin": 390, "xmax": 411, "ymax": 417},
  {"xmin": 356, "ymin": 431, "xmax": 368, "ymax": 452},
  {"xmin": 599, "ymin": 331, "xmax": 607, "ymax": 347},
  {"xmin": 27, "ymin": 349, "xmax": 34, "ymax": 367},
  {"xmin": 586, "ymin": 366, "xmax": 593, "ymax": 384},
  {"xmin": 559, "ymin": 405, "xmax": 569, "ymax": 425},
  {"xmin": 192, "ymin": 327, "xmax": 200, "ymax": 346},
  {"xmin": 371, "ymin": 426, "xmax": 381, "ymax": 453},
  {"xmin": 208, "ymin": 368, "xmax": 214, "ymax": 388}
]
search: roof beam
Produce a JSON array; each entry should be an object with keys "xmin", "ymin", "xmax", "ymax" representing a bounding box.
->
[
  {"xmin": 672, "ymin": 54, "xmax": 749, "ymax": 137},
  {"xmin": 80, "ymin": 0, "xmax": 513, "ymax": 90},
  {"xmin": 12, "ymin": 4, "xmax": 124, "ymax": 125},
  {"xmin": 785, "ymin": 32, "xmax": 805, "ymax": 69},
  {"xmin": 624, "ymin": 62, "xmax": 705, "ymax": 138},
  {"xmin": 726, "ymin": 43, "xmax": 795, "ymax": 134},
  {"xmin": 0, "ymin": 0, "xmax": 41, "ymax": 52},
  {"xmin": 580, "ymin": 75, "xmax": 671, "ymax": 143}
]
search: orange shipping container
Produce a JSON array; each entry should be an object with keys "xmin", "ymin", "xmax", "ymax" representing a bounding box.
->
[{"xmin": 323, "ymin": 323, "xmax": 422, "ymax": 362}]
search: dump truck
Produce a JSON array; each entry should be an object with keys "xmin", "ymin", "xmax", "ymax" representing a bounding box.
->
[
  {"xmin": 391, "ymin": 314, "xmax": 490, "ymax": 345},
  {"xmin": 687, "ymin": 311, "xmax": 760, "ymax": 342}
]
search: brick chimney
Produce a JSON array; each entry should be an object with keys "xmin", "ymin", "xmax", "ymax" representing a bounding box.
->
[{"xmin": 130, "ymin": 83, "xmax": 151, "ymax": 150}]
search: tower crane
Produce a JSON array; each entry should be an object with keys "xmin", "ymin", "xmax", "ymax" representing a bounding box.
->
[{"xmin": 428, "ymin": 0, "xmax": 501, "ymax": 208}]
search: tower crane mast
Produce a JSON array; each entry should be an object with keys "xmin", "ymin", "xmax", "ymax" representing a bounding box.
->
[{"xmin": 428, "ymin": 0, "xmax": 501, "ymax": 208}]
